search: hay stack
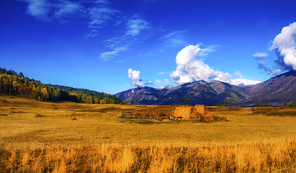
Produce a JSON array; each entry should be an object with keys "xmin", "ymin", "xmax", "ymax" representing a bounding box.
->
[
  {"xmin": 194, "ymin": 105, "xmax": 206, "ymax": 115},
  {"xmin": 173, "ymin": 105, "xmax": 215, "ymax": 120},
  {"xmin": 174, "ymin": 106, "xmax": 197, "ymax": 119}
]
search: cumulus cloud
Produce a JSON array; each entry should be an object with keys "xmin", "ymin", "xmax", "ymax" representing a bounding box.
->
[
  {"xmin": 128, "ymin": 68, "xmax": 152, "ymax": 87},
  {"xmin": 170, "ymin": 44, "xmax": 231, "ymax": 84},
  {"xmin": 252, "ymin": 52, "xmax": 268, "ymax": 58},
  {"xmin": 270, "ymin": 22, "xmax": 296, "ymax": 70},
  {"xmin": 126, "ymin": 18, "xmax": 149, "ymax": 37}
]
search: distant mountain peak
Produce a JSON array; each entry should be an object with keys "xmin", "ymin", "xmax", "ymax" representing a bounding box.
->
[
  {"xmin": 116, "ymin": 71, "xmax": 296, "ymax": 106},
  {"xmin": 155, "ymin": 85, "xmax": 174, "ymax": 90},
  {"xmin": 180, "ymin": 80, "xmax": 207, "ymax": 87}
]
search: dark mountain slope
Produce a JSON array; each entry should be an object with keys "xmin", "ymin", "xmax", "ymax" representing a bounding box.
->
[
  {"xmin": 241, "ymin": 70, "xmax": 296, "ymax": 106},
  {"xmin": 116, "ymin": 87, "xmax": 169, "ymax": 105}
]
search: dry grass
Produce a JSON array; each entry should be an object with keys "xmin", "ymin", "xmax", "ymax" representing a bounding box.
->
[
  {"xmin": 120, "ymin": 105, "xmax": 175, "ymax": 120},
  {"xmin": 1, "ymin": 139, "xmax": 296, "ymax": 172},
  {"xmin": 208, "ymin": 106, "xmax": 243, "ymax": 112},
  {"xmin": 252, "ymin": 106, "xmax": 296, "ymax": 116},
  {"xmin": 1, "ymin": 95, "xmax": 296, "ymax": 172}
]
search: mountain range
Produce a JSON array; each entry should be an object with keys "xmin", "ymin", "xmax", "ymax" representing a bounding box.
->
[{"xmin": 115, "ymin": 70, "xmax": 296, "ymax": 106}]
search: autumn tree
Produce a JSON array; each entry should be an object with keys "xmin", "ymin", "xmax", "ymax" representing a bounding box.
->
[
  {"xmin": 284, "ymin": 98, "xmax": 287, "ymax": 107},
  {"xmin": 0, "ymin": 67, "xmax": 122, "ymax": 104},
  {"xmin": 184, "ymin": 96, "xmax": 191, "ymax": 106},
  {"xmin": 229, "ymin": 98, "xmax": 232, "ymax": 107}
]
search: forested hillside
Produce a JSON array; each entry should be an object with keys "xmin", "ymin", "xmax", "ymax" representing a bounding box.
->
[{"xmin": 0, "ymin": 68, "xmax": 121, "ymax": 104}]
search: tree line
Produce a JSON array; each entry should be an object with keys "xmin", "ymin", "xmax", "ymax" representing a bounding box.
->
[{"xmin": 0, "ymin": 68, "xmax": 121, "ymax": 104}]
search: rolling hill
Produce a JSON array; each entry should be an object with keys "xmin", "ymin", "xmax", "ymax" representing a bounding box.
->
[{"xmin": 0, "ymin": 68, "xmax": 121, "ymax": 104}]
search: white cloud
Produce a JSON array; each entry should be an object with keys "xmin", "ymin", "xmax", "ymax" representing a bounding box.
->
[
  {"xmin": 170, "ymin": 44, "xmax": 231, "ymax": 84},
  {"xmin": 155, "ymin": 79, "xmax": 162, "ymax": 84},
  {"xmin": 230, "ymin": 79, "xmax": 261, "ymax": 86},
  {"xmin": 115, "ymin": 59, "xmax": 127, "ymax": 63},
  {"xmin": 21, "ymin": 0, "xmax": 84, "ymax": 22},
  {"xmin": 100, "ymin": 16, "xmax": 150, "ymax": 60},
  {"xmin": 125, "ymin": 18, "xmax": 149, "ymax": 37},
  {"xmin": 165, "ymin": 31, "xmax": 184, "ymax": 38},
  {"xmin": 258, "ymin": 61, "xmax": 282, "ymax": 76},
  {"xmin": 100, "ymin": 51, "xmax": 117, "ymax": 60},
  {"xmin": 163, "ymin": 30, "xmax": 187, "ymax": 47},
  {"xmin": 93, "ymin": 0, "xmax": 108, "ymax": 4},
  {"xmin": 234, "ymin": 70, "xmax": 243, "ymax": 78},
  {"xmin": 54, "ymin": 2, "xmax": 83, "ymax": 19},
  {"xmin": 231, "ymin": 71, "xmax": 261, "ymax": 85},
  {"xmin": 252, "ymin": 52, "xmax": 268, "ymax": 58},
  {"xmin": 270, "ymin": 22, "xmax": 296, "ymax": 70},
  {"xmin": 155, "ymin": 78, "xmax": 169, "ymax": 84},
  {"xmin": 99, "ymin": 47, "xmax": 126, "ymax": 61},
  {"xmin": 21, "ymin": 0, "xmax": 120, "ymax": 37},
  {"xmin": 85, "ymin": 29, "xmax": 99, "ymax": 38},
  {"xmin": 128, "ymin": 68, "xmax": 152, "ymax": 87},
  {"xmin": 157, "ymin": 72, "xmax": 169, "ymax": 75},
  {"xmin": 269, "ymin": 69, "xmax": 282, "ymax": 76},
  {"xmin": 24, "ymin": 0, "xmax": 52, "ymax": 21},
  {"xmin": 88, "ymin": 7, "xmax": 119, "ymax": 28}
]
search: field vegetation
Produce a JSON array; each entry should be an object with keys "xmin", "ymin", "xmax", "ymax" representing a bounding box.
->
[
  {"xmin": 252, "ymin": 106, "xmax": 296, "ymax": 116},
  {"xmin": 1, "ymin": 95, "xmax": 296, "ymax": 172}
]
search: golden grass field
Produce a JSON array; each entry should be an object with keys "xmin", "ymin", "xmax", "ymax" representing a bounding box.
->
[{"xmin": 1, "ymin": 95, "xmax": 296, "ymax": 172}]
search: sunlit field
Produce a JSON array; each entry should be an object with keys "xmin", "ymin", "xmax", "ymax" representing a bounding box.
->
[{"xmin": 1, "ymin": 95, "xmax": 296, "ymax": 172}]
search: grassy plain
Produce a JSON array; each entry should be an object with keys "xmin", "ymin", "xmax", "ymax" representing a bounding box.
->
[{"xmin": 1, "ymin": 95, "xmax": 296, "ymax": 172}]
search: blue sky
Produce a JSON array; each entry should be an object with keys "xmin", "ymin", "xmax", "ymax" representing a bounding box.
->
[{"xmin": 1, "ymin": 0, "xmax": 296, "ymax": 94}]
